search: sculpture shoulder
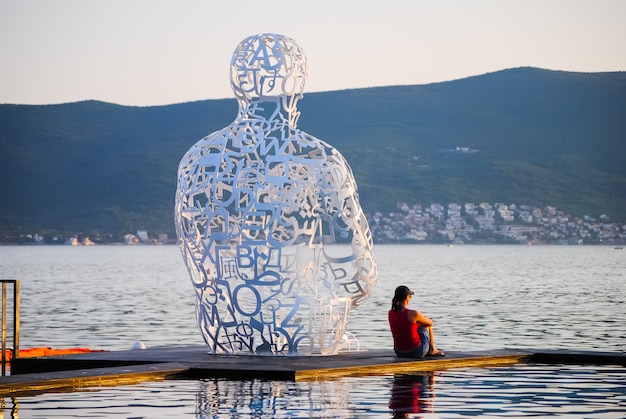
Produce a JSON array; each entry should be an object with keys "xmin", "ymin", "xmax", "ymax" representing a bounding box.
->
[
  {"xmin": 191, "ymin": 127, "xmax": 232, "ymax": 148},
  {"xmin": 178, "ymin": 127, "xmax": 232, "ymax": 164},
  {"xmin": 292, "ymin": 130, "xmax": 351, "ymax": 163}
]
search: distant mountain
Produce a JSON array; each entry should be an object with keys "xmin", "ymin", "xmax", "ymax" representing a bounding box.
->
[{"xmin": 1, "ymin": 67, "xmax": 625, "ymax": 241}]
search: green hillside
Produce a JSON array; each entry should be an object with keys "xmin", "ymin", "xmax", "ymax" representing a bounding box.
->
[{"xmin": 1, "ymin": 67, "xmax": 625, "ymax": 240}]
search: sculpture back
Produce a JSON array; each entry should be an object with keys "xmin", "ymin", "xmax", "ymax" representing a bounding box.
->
[{"xmin": 175, "ymin": 33, "xmax": 378, "ymax": 355}]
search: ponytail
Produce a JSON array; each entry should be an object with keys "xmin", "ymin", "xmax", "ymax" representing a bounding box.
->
[{"xmin": 391, "ymin": 297, "xmax": 402, "ymax": 312}]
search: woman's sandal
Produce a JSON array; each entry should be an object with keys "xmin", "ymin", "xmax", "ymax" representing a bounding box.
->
[{"xmin": 426, "ymin": 350, "xmax": 445, "ymax": 357}]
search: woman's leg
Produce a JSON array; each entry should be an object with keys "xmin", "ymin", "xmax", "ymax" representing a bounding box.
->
[
  {"xmin": 417, "ymin": 327, "xmax": 430, "ymax": 357},
  {"xmin": 425, "ymin": 326, "xmax": 444, "ymax": 356},
  {"xmin": 427, "ymin": 326, "xmax": 436, "ymax": 352}
]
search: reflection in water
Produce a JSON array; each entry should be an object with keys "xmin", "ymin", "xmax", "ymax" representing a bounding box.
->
[
  {"xmin": 2, "ymin": 365, "xmax": 626, "ymax": 418},
  {"xmin": 389, "ymin": 373, "xmax": 435, "ymax": 418},
  {"xmin": 0, "ymin": 397, "xmax": 19, "ymax": 419},
  {"xmin": 195, "ymin": 378, "xmax": 351, "ymax": 418}
]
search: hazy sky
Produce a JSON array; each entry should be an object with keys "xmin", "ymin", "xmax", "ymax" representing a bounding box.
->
[{"xmin": 1, "ymin": 0, "xmax": 624, "ymax": 106}]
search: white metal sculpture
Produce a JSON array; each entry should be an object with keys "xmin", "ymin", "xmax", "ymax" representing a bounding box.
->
[{"xmin": 175, "ymin": 33, "xmax": 377, "ymax": 355}]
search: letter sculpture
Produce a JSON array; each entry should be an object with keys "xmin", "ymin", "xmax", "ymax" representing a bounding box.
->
[{"xmin": 175, "ymin": 33, "xmax": 377, "ymax": 355}]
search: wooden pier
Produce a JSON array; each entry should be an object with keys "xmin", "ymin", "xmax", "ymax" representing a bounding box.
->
[{"xmin": 1, "ymin": 345, "xmax": 624, "ymax": 396}]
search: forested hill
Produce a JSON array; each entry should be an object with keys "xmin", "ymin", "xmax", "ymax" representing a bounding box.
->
[{"xmin": 1, "ymin": 67, "xmax": 625, "ymax": 239}]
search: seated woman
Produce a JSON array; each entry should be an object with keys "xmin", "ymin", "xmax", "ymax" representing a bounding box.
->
[{"xmin": 388, "ymin": 285, "xmax": 445, "ymax": 358}]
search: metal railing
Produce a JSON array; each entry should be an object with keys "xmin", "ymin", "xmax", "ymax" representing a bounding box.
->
[{"xmin": 1, "ymin": 279, "xmax": 20, "ymax": 376}]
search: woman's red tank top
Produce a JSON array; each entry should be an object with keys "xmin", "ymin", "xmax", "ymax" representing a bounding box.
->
[{"xmin": 388, "ymin": 309, "xmax": 420, "ymax": 351}]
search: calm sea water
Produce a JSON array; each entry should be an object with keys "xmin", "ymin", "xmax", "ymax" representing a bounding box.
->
[{"xmin": 0, "ymin": 245, "xmax": 624, "ymax": 418}]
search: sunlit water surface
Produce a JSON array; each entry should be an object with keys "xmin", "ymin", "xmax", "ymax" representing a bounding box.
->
[{"xmin": 0, "ymin": 245, "xmax": 624, "ymax": 418}]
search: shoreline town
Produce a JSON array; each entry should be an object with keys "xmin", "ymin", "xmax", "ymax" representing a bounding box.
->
[{"xmin": 4, "ymin": 201, "xmax": 625, "ymax": 246}]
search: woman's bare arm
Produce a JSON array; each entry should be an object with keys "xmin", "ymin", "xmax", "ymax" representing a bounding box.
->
[{"xmin": 414, "ymin": 310, "xmax": 434, "ymax": 327}]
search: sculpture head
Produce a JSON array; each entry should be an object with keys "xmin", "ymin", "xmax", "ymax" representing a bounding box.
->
[{"xmin": 230, "ymin": 33, "xmax": 308, "ymax": 102}]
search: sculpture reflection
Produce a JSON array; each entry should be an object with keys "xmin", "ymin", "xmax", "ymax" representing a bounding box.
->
[
  {"xmin": 175, "ymin": 33, "xmax": 377, "ymax": 355},
  {"xmin": 195, "ymin": 377, "xmax": 351, "ymax": 417}
]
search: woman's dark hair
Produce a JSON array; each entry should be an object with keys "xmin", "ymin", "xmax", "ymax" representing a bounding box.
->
[
  {"xmin": 391, "ymin": 285, "xmax": 414, "ymax": 312},
  {"xmin": 391, "ymin": 296, "xmax": 403, "ymax": 312}
]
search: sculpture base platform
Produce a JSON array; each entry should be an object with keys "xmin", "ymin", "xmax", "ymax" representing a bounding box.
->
[{"xmin": 3, "ymin": 345, "xmax": 624, "ymax": 396}]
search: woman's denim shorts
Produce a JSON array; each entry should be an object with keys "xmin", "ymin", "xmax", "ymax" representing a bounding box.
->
[{"xmin": 394, "ymin": 326, "xmax": 430, "ymax": 358}]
